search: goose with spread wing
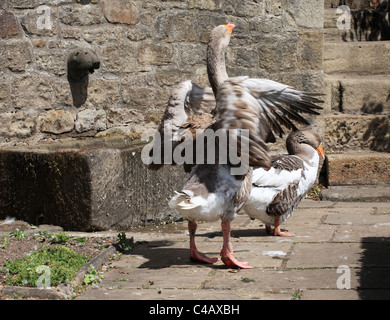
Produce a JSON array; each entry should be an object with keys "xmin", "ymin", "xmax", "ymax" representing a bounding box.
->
[{"xmin": 147, "ymin": 24, "xmax": 323, "ymax": 269}]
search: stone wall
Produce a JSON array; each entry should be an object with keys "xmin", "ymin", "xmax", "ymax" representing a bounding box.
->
[{"xmin": 0, "ymin": 0, "xmax": 324, "ymax": 148}]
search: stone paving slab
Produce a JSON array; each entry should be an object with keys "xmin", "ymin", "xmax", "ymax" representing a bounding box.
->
[
  {"xmin": 76, "ymin": 200, "xmax": 390, "ymax": 300},
  {"xmin": 333, "ymin": 225, "xmax": 390, "ymax": 242}
]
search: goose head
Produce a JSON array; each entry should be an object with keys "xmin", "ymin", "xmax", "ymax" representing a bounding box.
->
[{"xmin": 286, "ymin": 129, "xmax": 325, "ymax": 164}]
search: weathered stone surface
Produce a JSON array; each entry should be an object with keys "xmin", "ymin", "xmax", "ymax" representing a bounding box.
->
[
  {"xmin": 75, "ymin": 108, "xmax": 107, "ymax": 133},
  {"xmin": 39, "ymin": 110, "xmax": 74, "ymax": 134},
  {"xmin": 11, "ymin": 75, "xmax": 54, "ymax": 110},
  {"xmin": 258, "ymin": 34, "xmax": 298, "ymax": 72},
  {"xmin": 35, "ymin": 50, "xmax": 66, "ymax": 75},
  {"xmin": 0, "ymin": 40, "xmax": 33, "ymax": 72},
  {"xmin": 155, "ymin": 12, "xmax": 198, "ymax": 42},
  {"xmin": 0, "ymin": 10, "xmax": 19, "ymax": 38},
  {"xmin": 7, "ymin": 110, "xmax": 37, "ymax": 138},
  {"xmin": 188, "ymin": 0, "xmax": 222, "ymax": 11},
  {"xmin": 123, "ymin": 86, "xmax": 168, "ymax": 109},
  {"xmin": 103, "ymin": 0, "xmax": 140, "ymax": 25},
  {"xmin": 223, "ymin": 0, "xmax": 266, "ymax": 17},
  {"xmin": 20, "ymin": 6, "xmax": 58, "ymax": 36},
  {"xmin": 0, "ymin": 81, "xmax": 10, "ymax": 111},
  {"xmin": 9, "ymin": 0, "xmax": 47, "ymax": 9},
  {"xmin": 82, "ymin": 24, "xmax": 127, "ymax": 44},
  {"xmin": 155, "ymin": 68, "xmax": 193, "ymax": 87},
  {"xmin": 323, "ymin": 42, "xmax": 390, "ymax": 74},
  {"xmin": 101, "ymin": 43, "xmax": 137, "ymax": 73},
  {"xmin": 321, "ymin": 185, "xmax": 390, "ymax": 201},
  {"xmin": 324, "ymin": 114, "xmax": 390, "ymax": 152},
  {"xmin": 0, "ymin": 138, "xmax": 187, "ymax": 231},
  {"xmin": 59, "ymin": 3, "xmax": 102, "ymax": 26},
  {"xmin": 138, "ymin": 43, "xmax": 173, "ymax": 66},
  {"xmin": 325, "ymin": 74, "xmax": 390, "ymax": 114},
  {"xmin": 326, "ymin": 152, "xmax": 390, "ymax": 186},
  {"xmin": 85, "ymin": 79, "xmax": 121, "ymax": 107},
  {"xmin": 286, "ymin": 0, "xmax": 324, "ymax": 29},
  {"xmin": 297, "ymin": 30, "xmax": 324, "ymax": 71}
]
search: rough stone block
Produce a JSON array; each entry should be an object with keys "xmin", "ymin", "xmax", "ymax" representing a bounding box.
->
[
  {"xmin": 0, "ymin": 81, "xmax": 10, "ymax": 111},
  {"xmin": 321, "ymin": 185, "xmax": 390, "ymax": 201},
  {"xmin": 0, "ymin": 39, "xmax": 33, "ymax": 72},
  {"xmin": 188, "ymin": 0, "xmax": 222, "ymax": 11},
  {"xmin": 85, "ymin": 79, "xmax": 122, "ymax": 107},
  {"xmin": 0, "ymin": 138, "xmax": 187, "ymax": 231},
  {"xmin": 75, "ymin": 108, "xmax": 107, "ymax": 133},
  {"xmin": 223, "ymin": 0, "xmax": 268, "ymax": 18},
  {"xmin": 0, "ymin": 10, "xmax": 19, "ymax": 38},
  {"xmin": 6, "ymin": 110, "xmax": 37, "ymax": 138},
  {"xmin": 9, "ymin": 0, "xmax": 46, "ymax": 9},
  {"xmin": 101, "ymin": 43, "xmax": 137, "ymax": 73},
  {"xmin": 297, "ymin": 30, "xmax": 324, "ymax": 71},
  {"xmin": 11, "ymin": 75, "xmax": 54, "ymax": 110},
  {"xmin": 34, "ymin": 50, "xmax": 66, "ymax": 76},
  {"xmin": 20, "ymin": 7, "xmax": 58, "ymax": 36},
  {"xmin": 103, "ymin": 0, "xmax": 139, "ymax": 25},
  {"xmin": 324, "ymin": 74, "xmax": 390, "ymax": 114},
  {"xmin": 138, "ymin": 43, "xmax": 173, "ymax": 66},
  {"xmin": 154, "ymin": 12, "xmax": 198, "ymax": 42},
  {"xmin": 59, "ymin": 3, "xmax": 102, "ymax": 26},
  {"xmin": 323, "ymin": 42, "xmax": 390, "ymax": 74},
  {"xmin": 39, "ymin": 110, "xmax": 74, "ymax": 134},
  {"xmin": 257, "ymin": 34, "xmax": 298, "ymax": 72},
  {"xmin": 286, "ymin": 0, "xmax": 324, "ymax": 29},
  {"xmin": 326, "ymin": 152, "xmax": 390, "ymax": 186},
  {"xmin": 324, "ymin": 114, "xmax": 390, "ymax": 152}
]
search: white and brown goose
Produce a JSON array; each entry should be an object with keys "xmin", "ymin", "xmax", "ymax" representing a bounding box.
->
[
  {"xmin": 243, "ymin": 129, "xmax": 325, "ymax": 237},
  {"xmin": 148, "ymin": 24, "xmax": 323, "ymax": 269}
]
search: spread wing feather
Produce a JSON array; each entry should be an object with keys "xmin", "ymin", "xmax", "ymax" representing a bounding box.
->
[
  {"xmin": 147, "ymin": 80, "xmax": 216, "ymax": 171},
  {"xmin": 148, "ymin": 76, "xmax": 323, "ymax": 172},
  {"xmin": 213, "ymin": 77, "xmax": 323, "ymax": 170}
]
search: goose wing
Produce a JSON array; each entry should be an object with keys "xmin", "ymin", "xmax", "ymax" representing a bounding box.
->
[
  {"xmin": 147, "ymin": 80, "xmax": 216, "ymax": 171},
  {"xmin": 252, "ymin": 155, "xmax": 305, "ymax": 189},
  {"xmin": 213, "ymin": 77, "xmax": 323, "ymax": 170}
]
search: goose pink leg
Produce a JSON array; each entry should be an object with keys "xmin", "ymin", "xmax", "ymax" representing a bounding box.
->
[
  {"xmin": 188, "ymin": 221, "xmax": 218, "ymax": 264},
  {"xmin": 273, "ymin": 217, "xmax": 294, "ymax": 237},
  {"xmin": 220, "ymin": 221, "xmax": 253, "ymax": 269}
]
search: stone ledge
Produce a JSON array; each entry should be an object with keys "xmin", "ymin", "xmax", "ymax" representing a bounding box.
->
[
  {"xmin": 321, "ymin": 185, "xmax": 390, "ymax": 202},
  {"xmin": 324, "ymin": 74, "xmax": 390, "ymax": 115},
  {"xmin": 324, "ymin": 114, "xmax": 390, "ymax": 152},
  {"xmin": 0, "ymin": 137, "xmax": 186, "ymax": 231},
  {"xmin": 326, "ymin": 152, "xmax": 390, "ymax": 186},
  {"xmin": 323, "ymin": 41, "xmax": 390, "ymax": 74}
]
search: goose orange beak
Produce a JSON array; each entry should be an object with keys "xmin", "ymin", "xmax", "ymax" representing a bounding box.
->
[
  {"xmin": 223, "ymin": 24, "xmax": 235, "ymax": 35},
  {"xmin": 316, "ymin": 143, "xmax": 325, "ymax": 159}
]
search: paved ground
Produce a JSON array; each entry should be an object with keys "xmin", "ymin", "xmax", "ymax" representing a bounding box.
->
[{"xmin": 75, "ymin": 199, "xmax": 390, "ymax": 300}]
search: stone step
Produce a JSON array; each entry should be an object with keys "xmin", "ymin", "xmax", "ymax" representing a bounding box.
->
[
  {"xmin": 325, "ymin": 151, "xmax": 390, "ymax": 186},
  {"xmin": 323, "ymin": 8, "xmax": 350, "ymax": 43},
  {"xmin": 324, "ymin": 8, "xmax": 342, "ymax": 29},
  {"xmin": 324, "ymin": 73, "xmax": 390, "ymax": 114},
  {"xmin": 323, "ymin": 114, "xmax": 390, "ymax": 153},
  {"xmin": 321, "ymin": 185, "xmax": 390, "ymax": 201},
  {"xmin": 324, "ymin": 6, "xmax": 390, "ymax": 42},
  {"xmin": 0, "ymin": 137, "xmax": 187, "ymax": 231},
  {"xmin": 323, "ymin": 41, "xmax": 390, "ymax": 74}
]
